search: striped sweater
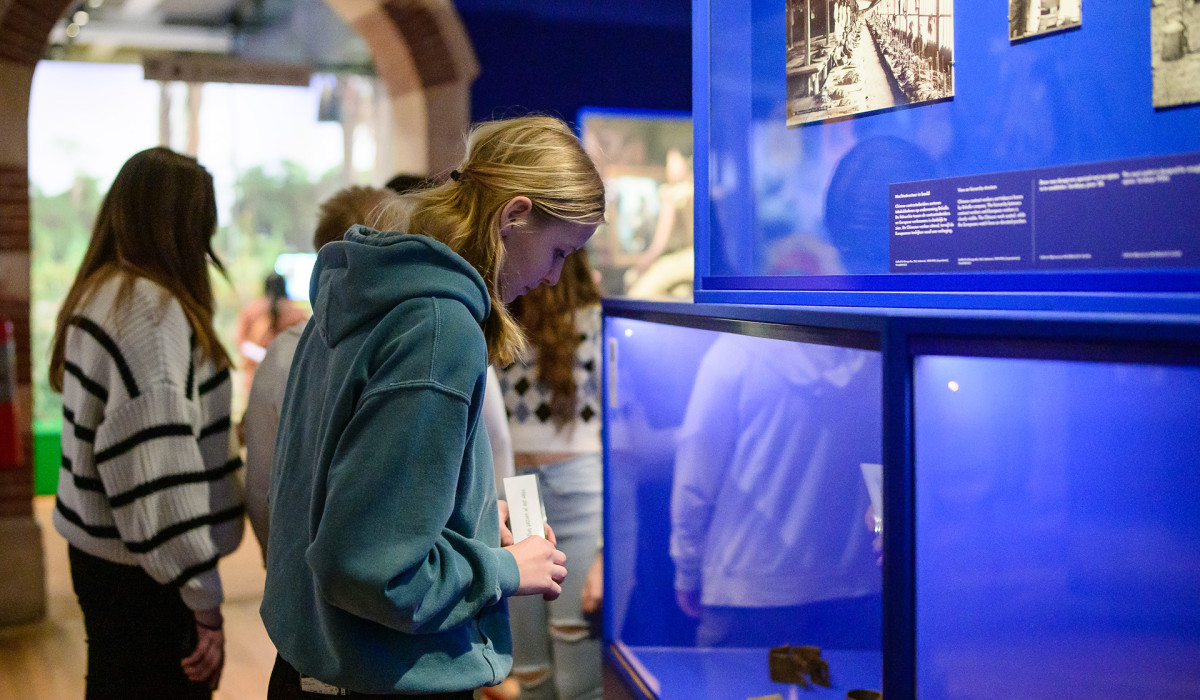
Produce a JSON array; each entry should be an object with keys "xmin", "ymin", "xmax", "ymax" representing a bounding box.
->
[{"xmin": 53, "ymin": 275, "xmax": 244, "ymax": 611}]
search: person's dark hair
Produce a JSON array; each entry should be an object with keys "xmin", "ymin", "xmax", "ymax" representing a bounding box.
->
[
  {"xmin": 50, "ymin": 147, "xmax": 230, "ymax": 391},
  {"xmin": 510, "ymin": 250, "xmax": 602, "ymax": 427},
  {"xmin": 385, "ymin": 173, "xmax": 431, "ymax": 195},
  {"xmin": 264, "ymin": 272, "xmax": 288, "ymax": 332}
]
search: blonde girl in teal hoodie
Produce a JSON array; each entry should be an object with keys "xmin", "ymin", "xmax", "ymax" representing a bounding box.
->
[{"xmin": 261, "ymin": 116, "xmax": 605, "ymax": 699}]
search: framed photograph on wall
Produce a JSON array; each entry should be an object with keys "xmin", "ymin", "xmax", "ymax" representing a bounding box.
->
[
  {"xmin": 1009, "ymin": 0, "xmax": 1082, "ymax": 42},
  {"xmin": 1153, "ymin": 0, "xmax": 1200, "ymax": 110},
  {"xmin": 786, "ymin": 0, "xmax": 954, "ymax": 127}
]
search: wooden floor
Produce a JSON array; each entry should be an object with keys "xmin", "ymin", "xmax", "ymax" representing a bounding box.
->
[{"xmin": 0, "ymin": 496, "xmax": 277, "ymax": 699}]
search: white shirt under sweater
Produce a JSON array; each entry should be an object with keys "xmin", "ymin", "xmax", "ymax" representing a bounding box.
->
[{"xmin": 53, "ymin": 275, "xmax": 244, "ymax": 611}]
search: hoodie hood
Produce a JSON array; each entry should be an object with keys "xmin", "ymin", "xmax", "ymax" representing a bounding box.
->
[
  {"xmin": 735, "ymin": 335, "xmax": 867, "ymax": 389},
  {"xmin": 309, "ymin": 225, "xmax": 490, "ymax": 347}
]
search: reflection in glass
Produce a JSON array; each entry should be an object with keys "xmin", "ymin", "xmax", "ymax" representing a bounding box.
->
[
  {"xmin": 670, "ymin": 334, "xmax": 882, "ymax": 648},
  {"xmin": 605, "ymin": 318, "xmax": 883, "ymax": 697}
]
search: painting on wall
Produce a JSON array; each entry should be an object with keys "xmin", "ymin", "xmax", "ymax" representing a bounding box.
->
[{"xmin": 579, "ymin": 111, "xmax": 694, "ymax": 299}]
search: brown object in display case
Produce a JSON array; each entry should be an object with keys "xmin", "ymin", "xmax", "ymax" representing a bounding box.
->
[
  {"xmin": 768, "ymin": 644, "xmax": 831, "ymax": 688},
  {"xmin": 846, "ymin": 690, "xmax": 882, "ymax": 700}
]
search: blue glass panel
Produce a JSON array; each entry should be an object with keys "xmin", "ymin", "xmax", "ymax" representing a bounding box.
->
[
  {"xmin": 605, "ymin": 316, "xmax": 884, "ymax": 694},
  {"xmin": 914, "ymin": 355, "xmax": 1200, "ymax": 699},
  {"xmin": 706, "ymin": 0, "xmax": 1200, "ymax": 290}
]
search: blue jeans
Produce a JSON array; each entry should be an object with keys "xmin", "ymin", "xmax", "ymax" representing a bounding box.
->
[{"xmin": 508, "ymin": 454, "xmax": 603, "ymax": 700}]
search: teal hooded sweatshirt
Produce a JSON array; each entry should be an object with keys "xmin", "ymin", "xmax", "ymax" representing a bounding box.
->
[{"xmin": 261, "ymin": 226, "xmax": 521, "ymax": 694}]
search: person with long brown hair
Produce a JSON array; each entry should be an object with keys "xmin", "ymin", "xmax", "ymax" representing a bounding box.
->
[
  {"xmin": 49, "ymin": 146, "xmax": 244, "ymax": 698},
  {"xmin": 499, "ymin": 249, "xmax": 605, "ymax": 700},
  {"xmin": 260, "ymin": 115, "xmax": 605, "ymax": 698}
]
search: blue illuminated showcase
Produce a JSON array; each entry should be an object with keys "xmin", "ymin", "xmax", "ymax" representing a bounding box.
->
[
  {"xmin": 604, "ymin": 315, "xmax": 884, "ymax": 698},
  {"xmin": 914, "ymin": 353, "xmax": 1200, "ymax": 699},
  {"xmin": 600, "ymin": 0, "xmax": 1200, "ymax": 698},
  {"xmin": 699, "ymin": 0, "xmax": 1200, "ymax": 307}
]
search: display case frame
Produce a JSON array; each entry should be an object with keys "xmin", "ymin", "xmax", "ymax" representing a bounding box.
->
[
  {"xmin": 691, "ymin": 0, "xmax": 1200, "ymax": 313},
  {"xmin": 601, "ymin": 297, "xmax": 1200, "ymax": 700}
]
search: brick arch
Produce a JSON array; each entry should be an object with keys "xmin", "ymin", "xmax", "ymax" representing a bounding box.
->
[
  {"xmin": 327, "ymin": 0, "xmax": 480, "ymax": 177},
  {"xmin": 0, "ymin": 0, "xmax": 477, "ymax": 625}
]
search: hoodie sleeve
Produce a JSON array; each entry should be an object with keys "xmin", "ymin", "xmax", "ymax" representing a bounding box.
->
[
  {"xmin": 304, "ymin": 379, "xmax": 520, "ymax": 635},
  {"xmin": 669, "ymin": 338, "xmax": 744, "ymax": 594}
]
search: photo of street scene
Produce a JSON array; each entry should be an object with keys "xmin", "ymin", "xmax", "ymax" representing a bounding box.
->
[
  {"xmin": 1152, "ymin": 0, "xmax": 1200, "ymax": 109},
  {"xmin": 786, "ymin": 0, "xmax": 953, "ymax": 127},
  {"xmin": 1009, "ymin": 0, "xmax": 1081, "ymax": 42}
]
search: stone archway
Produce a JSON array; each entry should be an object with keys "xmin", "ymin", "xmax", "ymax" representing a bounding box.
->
[
  {"xmin": 0, "ymin": 0, "xmax": 478, "ymax": 625},
  {"xmin": 329, "ymin": 0, "xmax": 479, "ymax": 177}
]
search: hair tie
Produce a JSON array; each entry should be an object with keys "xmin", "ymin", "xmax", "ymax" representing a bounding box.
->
[{"xmin": 450, "ymin": 170, "xmax": 461, "ymax": 182}]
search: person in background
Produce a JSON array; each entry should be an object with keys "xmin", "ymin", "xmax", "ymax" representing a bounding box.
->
[
  {"xmin": 242, "ymin": 185, "xmax": 399, "ymax": 558},
  {"xmin": 49, "ymin": 146, "xmax": 244, "ymax": 698},
  {"xmin": 500, "ymin": 249, "xmax": 605, "ymax": 700},
  {"xmin": 234, "ymin": 272, "xmax": 308, "ymax": 396},
  {"xmin": 385, "ymin": 172, "xmax": 431, "ymax": 194},
  {"xmin": 261, "ymin": 115, "xmax": 605, "ymax": 698}
]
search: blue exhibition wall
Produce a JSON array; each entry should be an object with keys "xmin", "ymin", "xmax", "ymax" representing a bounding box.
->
[
  {"xmin": 457, "ymin": 2, "xmax": 691, "ymax": 124},
  {"xmin": 700, "ymin": 0, "xmax": 1200, "ymax": 306}
]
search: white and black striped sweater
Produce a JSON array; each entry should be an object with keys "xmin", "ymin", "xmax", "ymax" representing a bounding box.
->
[{"xmin": 53, "ymin": 275, "xmax": 244, "ymax": 611}]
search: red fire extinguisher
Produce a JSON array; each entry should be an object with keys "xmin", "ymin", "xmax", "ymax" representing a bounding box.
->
[{"xmin": 0, "ymin": 319, "xmax": 20, "ymax": 470}]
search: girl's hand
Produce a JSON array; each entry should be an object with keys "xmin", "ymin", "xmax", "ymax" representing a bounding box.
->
[
  {"xmin": 182, "ymin": 608, "xmax": 225, "ymax": 690},
  {"xmin": 506, "ymin": 536, "xmax": 567, "ymax": 601},
  {"xmin": 497, "ymin": 500, "xmax": 514, "ymax": 546}
]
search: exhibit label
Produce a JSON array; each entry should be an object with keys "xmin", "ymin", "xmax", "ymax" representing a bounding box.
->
[{"xmin": 889, "ymin": 152, "xmax": 1200, "ymax": 273}]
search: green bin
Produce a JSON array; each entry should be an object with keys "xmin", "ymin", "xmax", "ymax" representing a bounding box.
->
[{"xmin": 33, "ymin": 419, "xmax": 61, "ymax": 496}]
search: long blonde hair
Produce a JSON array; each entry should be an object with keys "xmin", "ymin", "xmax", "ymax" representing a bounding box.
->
[
  {"xmin": 50, "ymin": 147, "xmax": 230, "ymax": 391},
  {"xmin": 380, "ymin": 116, "xmax": 605, "ymax": 366}
]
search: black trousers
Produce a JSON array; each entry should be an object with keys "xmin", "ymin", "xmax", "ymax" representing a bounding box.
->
[
  {"xmin": 68, "ymin": 545, "xmax": 211, "ymax": 700},
  {"xmin": 268, "ymin": 655, "xmax": 475, "ymax": 700}
]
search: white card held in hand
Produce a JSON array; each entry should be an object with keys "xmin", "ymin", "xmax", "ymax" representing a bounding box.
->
[{"xmin": 503, "ymin": 474, "xmax": 546, "ymax": 542}]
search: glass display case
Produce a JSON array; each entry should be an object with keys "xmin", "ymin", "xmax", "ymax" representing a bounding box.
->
[
  {"xmin": 601, "ymin": 2, "xmax": 1200, "ymax": 698},
  {"xmin": 603, "ymin": 309, "xmax": 885, "ymax": 698},
  {"xmin": 914, "ymin": 344, "xmax": 1200, "ymax": 699},
  {"xmin": 601, "ymin": 301, "xmax": 1200, "ymax": 700}
]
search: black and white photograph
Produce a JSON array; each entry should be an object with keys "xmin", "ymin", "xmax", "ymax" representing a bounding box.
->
[
  {"xmin": 1009, "ymin": 0, "xmax": 1082, "ymax": 42},
  {"xmin": 1152, "ymin": 0, "xmax": 1200, "ymax": 109},
  {"xmin": 786, "ymin": 0, "xmax": 954, "ymax": 128}
]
